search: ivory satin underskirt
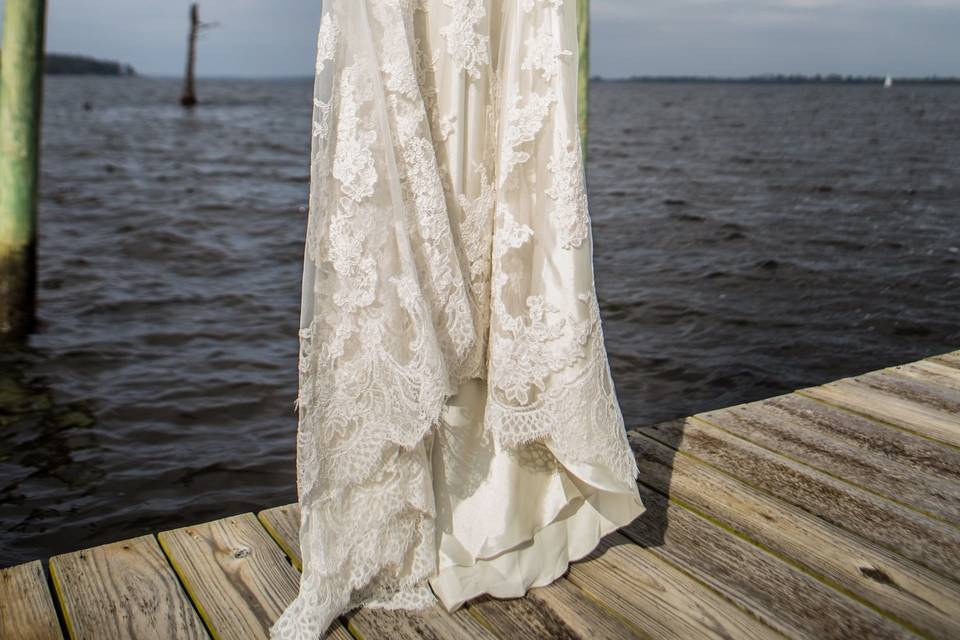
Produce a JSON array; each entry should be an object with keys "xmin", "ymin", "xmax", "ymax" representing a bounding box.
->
[{"xmin": 427, "ymin": 379, "xmax": 645, "ymax": 612}]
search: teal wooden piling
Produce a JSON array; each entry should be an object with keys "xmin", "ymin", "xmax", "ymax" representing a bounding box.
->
[{"xmin": 0, "ymin": 0, "xmax": 47, "ymax": 339}]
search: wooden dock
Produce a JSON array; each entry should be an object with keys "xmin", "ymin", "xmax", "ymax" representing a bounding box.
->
[{"xmin": 3, "ymin": 349, "xmax": 959, "ymax": 639}]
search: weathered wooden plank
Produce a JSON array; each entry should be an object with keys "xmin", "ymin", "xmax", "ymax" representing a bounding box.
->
[
  {"xmin": 257, "ymin": 504, "xmax": 302, "ymax": 571},
  {"xmin": 635, "ymin": 419, "xmax": 960, "ymax": 581},
  {"xmin": 0, "ymin": 560, "xmax": 64, "ymax": 640},
  {"xmin": 468, "ymin": 578, "xmax": 649, "ymax": 640},
  {"xmin": 888, "ymin": 361, "xmax": 960, "ymax": 394},
  {"xmin": 48, "ymin": 534, "xmax": 207, "ymax": 640},
  {"xmin": 158, "ymin": 512, "xmax": 349, "ymax": 640},
  {"xmin": 565, "ymin": 532, "xmax": 782, "ymax": 639},
  {"xmin": 930, "ymin": 351, "xmax": 960, "ymax": 369},
  {"xmin": 698, "ymin": 395, "xmax": 960, "ymax": 523},
  {"xmin": 800, "ymin": 379, "xmax": 960, "ymax": 448},
  {"xmin": 859, "ymin": 370, "xmax": 960, "ymax": 414},
  {"xmin": 257, "ymin": 503, "xmax": 486, "ymax": 639},
  {"xmin": 628, "ymin": 429, "xmax": 960, "ymax": 638},
  {"xmin": 624, "ymin": 483, "xmax": 919, "ymax": 639},
  {"xmin": 346, "ymin": 603, "xmax": 496, "ymax": 640},
  {"xmin": 764, "ymin": 394, "xmax": 960, "ymax": 485}
]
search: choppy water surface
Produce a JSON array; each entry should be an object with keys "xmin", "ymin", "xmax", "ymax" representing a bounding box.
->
[{"xmin": 1, "ymin": 77, "xmax": 958, "ymax": 565}]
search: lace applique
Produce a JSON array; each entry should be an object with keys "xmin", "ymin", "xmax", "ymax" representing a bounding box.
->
[
  {"xmin": 456, "ymin": 163, "xmax": 495, "ymax": 285},
  {"xmin": 500, "ymin": 89, "xmax": 556, "ymax": 186},
  {"xmin": 522, "ymin": 22, "xmax": 572, "ymax": 82},
  {"xmin": 520, "ymin": 0, "xmax": 563, "ymax": 12},
  {"xmin": 377, "ymin": 5, "xmax": 419, "ymax": 97},
  {"xmin": 311, "ymin": 99, "xmax": 332, "ymax": 145},
  {"xmin": 492, "ymin": 294, "xmax": 592, "ymax": 404},
  {"xmin": 385, "ymin": 90, "xmax": 475, "ymax": 366},
  {"xmin": 441, "ymin": 0, "xmax": 490, "ymax": 79},
  {"xmin": 439, "ymin": 115, "xmax": 456, "ymax": 140},
  {"xmin": 332, "ymin": 65, "xmax": 377, "ymax": 202},
  {"xmin": 546, "ymin": 137, "xmax": 589, "ymax": 249},
  {"xmin": 315, "ymin": 11, "xmax": 339, "ymax": 74}
]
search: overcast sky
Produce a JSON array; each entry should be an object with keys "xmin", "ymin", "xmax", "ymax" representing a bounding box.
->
[{"xmin": 2, "ymin": 0, "xmax": 958, "ymax": 77}]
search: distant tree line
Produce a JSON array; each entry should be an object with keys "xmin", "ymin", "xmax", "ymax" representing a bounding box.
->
[
  {"xmin": 594, "ymin": 74, "xmax": 960, "ymax": 85},
  {"xmin": 0, "ymin": 51, "xmax": 136, "ymax": 75}
]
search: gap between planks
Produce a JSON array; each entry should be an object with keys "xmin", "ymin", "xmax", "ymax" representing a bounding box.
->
[
  {"xmin": 627, "ymin": 428, "xmax": 960, "ymax": 639},
  {"xmin": 690, "ymin": 410, "xmax": 960, "ymax": 528}
]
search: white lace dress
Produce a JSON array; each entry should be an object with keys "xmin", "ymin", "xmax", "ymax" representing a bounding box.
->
[{"xmin": 270, "ymin": 1, "xmax": 644, "ymax": 637}]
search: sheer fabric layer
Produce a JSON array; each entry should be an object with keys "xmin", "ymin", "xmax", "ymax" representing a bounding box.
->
[{"xmin": 270, "ymin": 1, "xmax": 643, "ymax": 637}]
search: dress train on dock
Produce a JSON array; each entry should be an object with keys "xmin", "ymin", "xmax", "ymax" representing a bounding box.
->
[{"xmin": 270, "ymin": 1, "xmax": 644, "ymax": 637}]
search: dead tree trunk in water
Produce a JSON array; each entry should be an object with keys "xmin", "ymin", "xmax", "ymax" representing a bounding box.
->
[{"xmin": 180, "ymin": 4, "xmax": 199, "ymax": 106}]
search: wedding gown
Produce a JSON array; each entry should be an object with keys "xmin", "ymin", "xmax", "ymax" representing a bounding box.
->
[{"xmin": 270, "ymin": 1, "xmax": 644, "ymax": 637}]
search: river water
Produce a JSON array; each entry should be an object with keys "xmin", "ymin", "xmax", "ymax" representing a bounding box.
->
[{"xmin": 1, "ymin": 77, "xmax": 957, "ymax": 565}]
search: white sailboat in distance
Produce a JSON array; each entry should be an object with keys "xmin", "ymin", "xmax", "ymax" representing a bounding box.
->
[{"xmin": 884, "ymin": 75, "xmax": 894, "ymax": 88}]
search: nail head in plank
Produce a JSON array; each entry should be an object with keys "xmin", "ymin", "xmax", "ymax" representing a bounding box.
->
[
  {"xmin": 566, "ymin": 532, "xmax": 783, "ymax": 640},
  {"xmin": 635, "ymin": 418, "xmax": 960, "ymax": 581},
  {"xmin": 157, "ymin": 512, "xmax": 303, "ymax": 640},
  {"xmin": 628, "ymin": 426, "xmax": 960, "ymax": 639},
  {"xmin": 626, "ymin": 483, "xmax": 920, "ymax": 640},
  {"xmin": 48, "ymin": 534, "xmax": 207, "ymax": 640},
  {"xmin": 0, "ymin": 560, "xmax": 64, "ymax": 640}
]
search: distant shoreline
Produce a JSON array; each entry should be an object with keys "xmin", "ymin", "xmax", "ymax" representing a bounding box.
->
[
  {"xmin": 595, "ymin": 74, "xmax": 960, "ymax": 85},
  {"xmin": 0, "ymin": 52, "xmax": 136, "ymax": 76},
  {"xmin": 45, "ymin": 53, "xmax": 136, "ymax": 76}
]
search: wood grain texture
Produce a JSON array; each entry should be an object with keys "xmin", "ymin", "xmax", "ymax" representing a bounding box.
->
[
  {"xmin": 468, "ymin": 577, "xmax": 649, "ymax": 640},
  {"xmin": 565, "ymin": 532, "xmax": 782, "ymax": 640},
  {"xmin": 799, "ymin": 379, "xmax": 960, "ymax": 448},
  {"xmin": 0, "ymin": 560, "xmax": 64, "ymax": 640},
  {"xmin": 858, "ymin": 369, "xmax": 960, "ymax": 414},
  {"xmin": 698, "ymin": 394, "xmax": 960, "ymax": 524},
  {"xmin": 888, "ymin": 361, "xmax": 960, "ymax": 394},
  {"xmin": 48, "ymin": 534, "xmax": 207, "ymax": 640},
  {"xmin": 257, "ymin": 504, "xmax": 302, "ymax": 571},
  {"xmin": 627, "ymin": 489, "xmax": 919, "ymax": 640},
  {"xmin": 636, "ymin": 418, "xmax": 960, "ymax": 581},
  {"xmin": 762, "ymin": 393, "xmax": 960, "ymax": 485},
  {"xmin": 929, "ymin": 351, "xmax": 960, "ymax": 370},
  {"xmin": 346, "ymin": 604, "xmax": 496, "ymax": 640},
  {"xmin": 627, "ymin": 429, "xmax": 960, "ymax": 639},
  {"xmin": 158, "ymin": 512, "xmax": 331, "ymax": 640}
]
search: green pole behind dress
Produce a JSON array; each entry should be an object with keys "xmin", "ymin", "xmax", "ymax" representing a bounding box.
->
[
  {"xmin": 577, "ymin": 0, "xmax": 589, "ymax": 164},
  {"xmin": 0, "ymin": 0, "xmax": 47, "ymax": 339}
]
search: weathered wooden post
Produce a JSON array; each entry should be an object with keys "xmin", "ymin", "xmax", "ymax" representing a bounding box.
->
[
  {"xmin": 181, "ymin": 3, "xmax": 200, "ymax": 106},
  {"xmin": 0, "ymin": 0, "xmax": 47, "ymax": 339},
  {"xmin": 577, "ymin": 0, "xmax": 589, "ymax": 164}
]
